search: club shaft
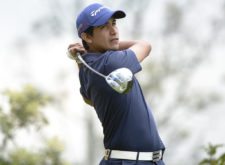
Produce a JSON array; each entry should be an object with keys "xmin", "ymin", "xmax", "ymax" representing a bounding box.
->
[{"xmin": 77, "ymin": 53, "xmax": 106, "ymax": 78}]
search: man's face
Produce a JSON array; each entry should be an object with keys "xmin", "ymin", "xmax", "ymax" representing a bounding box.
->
[{"xmin": 89, "ymin": 18, "xmax": 119, "ymax": 53}]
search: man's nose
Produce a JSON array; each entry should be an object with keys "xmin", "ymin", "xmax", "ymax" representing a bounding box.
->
[{"xmin": 110, "ymin": 26, "xmax": 117, "ymax": 35}]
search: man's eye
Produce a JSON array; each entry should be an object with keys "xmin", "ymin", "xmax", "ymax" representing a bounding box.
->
[
  {"xmin": 98, "ymin": 25, "xmax": 105, "ymax": 29},
  {"xmin": 112, "ymin": 19, "xmax": 116, "ymax": 24}
]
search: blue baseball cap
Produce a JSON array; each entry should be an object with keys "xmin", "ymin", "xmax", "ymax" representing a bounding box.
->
[{"xmin": 76, "ymin": 3, "xmax": 126, "ymax": 38}]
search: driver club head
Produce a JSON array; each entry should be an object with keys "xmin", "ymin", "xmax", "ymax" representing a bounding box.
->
[
  {"xmin": 105, "ymin": 68, "xmax": 133, "ymax": 94},
  {"xmin": 67, "ymin": 51, "xmax": 133, "ymax": 94}
]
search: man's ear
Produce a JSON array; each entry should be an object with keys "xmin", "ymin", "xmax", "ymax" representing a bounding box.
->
[{"xmin": 81, "ymin": 33, "xmax": 92, "ymax": 44}]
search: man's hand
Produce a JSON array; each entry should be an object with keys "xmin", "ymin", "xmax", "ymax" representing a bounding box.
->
[
  {"xmin": 67, "ymin": 43, "xmax": 86, "ymax": 59},
  {"xmin": 67, "ymin": 43, "xmax": 86, "ymax": 67}
]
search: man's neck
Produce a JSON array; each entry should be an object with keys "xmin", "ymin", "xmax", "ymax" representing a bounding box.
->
[{"xmin": 87, "ymin": 49, "xmax": 107, "ymax": 54}]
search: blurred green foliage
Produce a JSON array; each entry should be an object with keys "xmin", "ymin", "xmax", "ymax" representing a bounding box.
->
[
  {"xmin": 199, "ymin": 143, "xmax": 225, "ymax": 165},
  {"xmin": 7, "ymin": 137, "xmax": 70, "ymax": 165},
  {"xmin": 0, "ymin": 84, "xmax": 71, "ymax": 165},
  {"xmin": 0, "ymin": 84, "xmax": 50, "ymax": 149},
  {"xmin": 4, "ymin": 84, "xmax": 50, "ymax": 127}
]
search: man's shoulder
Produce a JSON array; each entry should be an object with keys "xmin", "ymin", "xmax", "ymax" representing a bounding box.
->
[
  {"xmin": 104, "ymin": 49, "xmax": 135, "ymax": 61},
  {"xmin": 106, "ymin": 49, "xmax": 134, "ymax": 55},
  {"xmin": 83, "ymin": 49, "xmax": 134, "ymax": 61}
]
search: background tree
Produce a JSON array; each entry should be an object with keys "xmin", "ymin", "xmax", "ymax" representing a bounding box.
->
[
  {"xmin": 0, "ymin": 84, "xmax": 70, "ymax": 165},
  {"xmin": 199, "ymin": 143, "xmax": 225, "ymax": 165}
]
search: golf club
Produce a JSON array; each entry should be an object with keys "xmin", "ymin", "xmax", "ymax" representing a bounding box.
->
[{"xmin": 67, "ymin": 52, "xmax": 133, "ymax": 94}]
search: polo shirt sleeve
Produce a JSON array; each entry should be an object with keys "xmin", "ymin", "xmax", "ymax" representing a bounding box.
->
[
  {"xmin": 105, "ymin": 49, "xmax": 142, "ymax": 74},
  {"xmin": 80, "ymin": 87, "xmax": 89, "ymax": 100},
  {"xmin": 79, "ymin": 68, "xmax": 90, "ymax": 100}
]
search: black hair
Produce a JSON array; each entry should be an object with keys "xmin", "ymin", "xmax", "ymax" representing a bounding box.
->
[{"xmin": 82, "ymin": 26, "xmax": 94, "ymax": 50}]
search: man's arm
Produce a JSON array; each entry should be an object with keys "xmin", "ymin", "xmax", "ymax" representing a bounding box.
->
[
  {"xmin": 119, "ymin": 40, "xmax": 151, "ymax": 62},
  {"xmin": 68, "ymin": 43, "xmax": 93, "ymax": 106}
]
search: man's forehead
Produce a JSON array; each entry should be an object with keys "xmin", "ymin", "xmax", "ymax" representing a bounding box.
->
[
  {"xmin": 102, "ymin": 18, "xmax": 116, "ymax": 25},
  {"xmin": 107, "ymin": 18, "xmax": 116, "ymax": 22}
]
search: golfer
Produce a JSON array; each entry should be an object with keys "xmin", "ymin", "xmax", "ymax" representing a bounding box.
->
[{"xmin": 68, "ymin": 3, "xmax": 166, "ymax": 165}]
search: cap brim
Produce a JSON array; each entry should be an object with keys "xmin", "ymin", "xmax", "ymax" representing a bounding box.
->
[
  {"xmin": 92, "ymin": 10, "xmax": 126, "ymax": 27},
  {"xmin": 112, "ymin": 10, "xmax": 126, "ymax": 19}
]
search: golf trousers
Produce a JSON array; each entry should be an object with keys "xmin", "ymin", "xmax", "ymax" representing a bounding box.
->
[{"xmin": 99, "ymin": 159, "xmax": 165, "ymax": 165}]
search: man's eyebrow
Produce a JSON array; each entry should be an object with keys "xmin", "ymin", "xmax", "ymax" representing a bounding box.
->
[{"xmin": 97, "ymin": 19, "xmax": 116, "ymax": 28}]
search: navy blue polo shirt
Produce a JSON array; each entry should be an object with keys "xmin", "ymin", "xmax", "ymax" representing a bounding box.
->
[{"xmin": 79, "ymin": 49, "xmax": 165, "ymax": 152}]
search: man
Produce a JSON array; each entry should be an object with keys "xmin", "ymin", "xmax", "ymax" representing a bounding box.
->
[{"xmin": 68, "ymin": 3, "xmax": 165, "ymax": 165}]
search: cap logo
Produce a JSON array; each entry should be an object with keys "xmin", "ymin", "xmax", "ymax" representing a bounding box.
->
[{"xmin": 90, "ymin": 6, "xmax": 105, "ymax": 16}]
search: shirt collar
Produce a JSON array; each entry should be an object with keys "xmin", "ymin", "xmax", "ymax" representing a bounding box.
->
[{"xmin": 82, "ymin": 52, "xmax": 104, "ymax": 63}]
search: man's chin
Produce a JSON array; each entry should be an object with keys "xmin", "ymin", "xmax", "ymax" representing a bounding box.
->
[{"xmin": 110, "ymin": 45, "xmax": 120, "ymax": 50}]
